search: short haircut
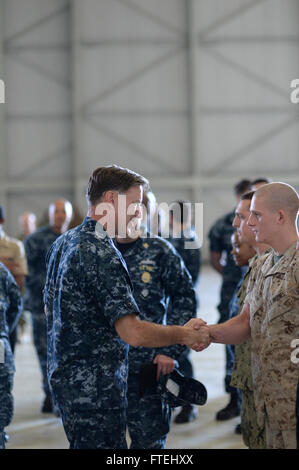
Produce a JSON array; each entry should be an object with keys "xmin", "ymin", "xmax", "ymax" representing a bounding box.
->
[
  {"xmin": 86, "ymin": 165, "xmax": 149, "ymax": 207},
  {"xmin": 234, "ymin": 179, "xmax": 252, "ymax": 197},
  {"xmin": 241, "ymin": 190, "xmax": 255, "ymax": 201},
  {"xmin": 170, "ymin": 200, "xmax": 191, "ymax": 226},
  {"xmin": 255, "ymin": 182, "xmax": 299, "ymax": 222},
  {"xmin": 251, "ymin": 177, "xmax": 271, "ymax": 187}
]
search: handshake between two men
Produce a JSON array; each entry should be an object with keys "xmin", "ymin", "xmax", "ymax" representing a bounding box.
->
[{"xmin": 183, "ymin": 318, "xmax": 211, "ymax": 352}]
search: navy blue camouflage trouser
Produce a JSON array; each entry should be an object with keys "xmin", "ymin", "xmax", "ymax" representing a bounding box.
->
[
  {"xmin": 127, "ymin": 370, "xmax": 171, "ymax": 449},
  {"xmin": 31, "ymin": 311, "xmax": 51, "ymax": 398},
  {"xmin": 59, "ymin": 404, "xmax": 128, "ymax": 449},
  {"xmin": 0, "ymin": 365, "xmax": 14, "ymax": 450}
]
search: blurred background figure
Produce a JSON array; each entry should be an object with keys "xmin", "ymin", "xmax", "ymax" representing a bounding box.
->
[
  {"xmin": 17, "ymin": 212, "xmax": 37, "ymax": 344},
  {"xmin": 168, "ymin": 200, "xmax": 201, "ymax": 424},
  {"xmin": 141, "ymin": 189, "xmax": 159, "ymax": 235},
  {"xmin": 208, "ymin": 179, "xmax": 251, "ymax": 423},
  {"xmin": 250, "ymin": 178, "xmax": 272, "ymax": 191},
  {"xmin": 227, "ymin": 231, "xmax": 256, "ymax": 435},
  {"xmin": 0, "ymin": 206, "xmax": 28, "ymax": 354},
  {"xmin": 18, "ymin": 213, "xmax": 37, "ymax": 240},
  {"xmin": 24, "ymin": 199, "xmax": 73, "ymax": 414}
]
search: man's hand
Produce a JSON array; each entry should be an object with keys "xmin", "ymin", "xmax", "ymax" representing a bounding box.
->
[
  {"xmin": 184, "ymin": 318, "xmax": 207, "ymax": 330},
  {"xmin": 184, "ymin": 318, "xmax": 211, "ymax": 351},
  {"xmin": 153, "ymin": 354, "xmax": 175, "ymax": 380},
  {"xmin": 183, "ymin": 323, "xmax": 210, "ymax": 352}
]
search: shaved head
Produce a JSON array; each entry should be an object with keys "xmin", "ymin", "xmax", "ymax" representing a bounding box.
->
[{"xmin": 254, "ymin": 182, "xmax": 299, "ymax": 223}]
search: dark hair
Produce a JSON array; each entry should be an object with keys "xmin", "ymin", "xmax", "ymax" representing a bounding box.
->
[
  {"xmin": 250, "ymin": 177, "xmax": 271, "ymax": 187},
  {"xmin": 241, "ymin": 190, "xmax": 255, "ymax": 201},
  {"xmin": 234, "ymin": 179, "xmax": 252, "ymax": 196},
  {"xmin": 169, "ymin": 200, "xmax": 191, "ymax": 226},
  {"xmin": 86, "ymin": 165, "xmax": 149, "ymax": 206}
]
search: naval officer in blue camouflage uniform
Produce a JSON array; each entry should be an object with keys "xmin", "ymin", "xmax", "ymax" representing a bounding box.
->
[
  {"xmin": 24, "ymin": 200, "xmax": 73, "ymax": 412},
  {"xmin": 115, "ymin": 223, "xmax": 197, "ymax": 448},
  {"xmin": 44, "ymin": 165, "xmax": 210, "ymax": 449},
  {"xmin": 0, "ymin": 263, "xmax": 23, "ymax": 449}
]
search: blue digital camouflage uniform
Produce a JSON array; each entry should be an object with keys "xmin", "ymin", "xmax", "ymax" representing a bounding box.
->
[
  {"xmin": 168, "ymin": 229, "xmax": 201, "ymax": 379},
  {"xmin": 115, "ymin": 234, "xmax": 197, "ymax": 449},
  {"xmin": 44, "ymin": 217, "xmax": 141, "ymax": 449},
  {"xmin": 0, "ymin": 263, "xmax": 23, "ymax": 449},
  {"xmin": 24, "ymin": 226, "xmax": 61, "ymax": 399},
  {"xmin": 168, "ymin": 229, "xmax": 201, "ymax": 286},
  {"xmin": 208, "ymin": 210, "xmax": 243, "ymax": 395}
]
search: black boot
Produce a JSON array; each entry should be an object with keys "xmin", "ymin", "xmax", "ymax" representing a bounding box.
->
[
  {"xmin": 215, "ymin": 393, "xmax": 240, "ymax": 421},
  {"xmin": 0, "ymin": 431, "xmax": 5, "ymax": 449},
  {"xmin": 41, "ymin": 395, "xmax": 53, "ymax": 413},
  {"xmin": 235, "ymin": 423, "xmax": 242, "ymax": 434},
  {"xmin": 174, "ymin": 404, "xmax": 197, "ymax": 424}
]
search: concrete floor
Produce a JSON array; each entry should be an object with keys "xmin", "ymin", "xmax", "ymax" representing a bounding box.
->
[{"xmin": 6, "ymin": 265, "xmax": 245, "ymax": 450}]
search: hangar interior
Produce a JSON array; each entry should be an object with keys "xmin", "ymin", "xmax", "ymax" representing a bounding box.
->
[{"xmin": 0, "ymin": 0, "xmax": 298, "ymax": 450}]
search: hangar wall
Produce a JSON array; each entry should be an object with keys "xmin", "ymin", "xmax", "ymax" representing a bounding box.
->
[{"xmin": 1, "ymin": 0, "xmax": 299, "ymax": 260}]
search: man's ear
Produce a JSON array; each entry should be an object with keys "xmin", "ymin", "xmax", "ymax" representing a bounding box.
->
[
  {"xmin": 277, "ymin": 209, "xmax": 286, "ymax": 225},
  {"xmin": 103, "ymin": 190, "xmax": 116, "ymax": 206}
]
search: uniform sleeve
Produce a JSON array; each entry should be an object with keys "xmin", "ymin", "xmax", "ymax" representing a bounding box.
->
[
  {"xmin": 24, "ymin": 234, "xmax": 44, "ymax": 293},
  {"xmin": 183, "ymin": 247, "xmax": 201, "ymax": 284},
  {"xmin": 154, "ymin": 247, "xmax": 197, "ymax": 361},
  {"xmin": 208, "ymin": 220, "xmax": 224, "ymax": 253},
  {"xmin": 94, "ymin": 250, "xmax": 140, "ymax": 329},
  {"xmin": 4, "ymin": 268, "xmax": 23, "ymax": 334}
]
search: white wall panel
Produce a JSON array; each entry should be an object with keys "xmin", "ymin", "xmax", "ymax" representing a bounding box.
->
[{"xmin": 0, "ymin": 0, "xmax": 298, "ymax": 262}]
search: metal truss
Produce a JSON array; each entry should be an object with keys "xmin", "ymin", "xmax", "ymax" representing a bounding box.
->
[
  {"xmin": 1, "ymin": 0, "xmax": 72, "ymax": 231},
  {"xmin": 1, "ymin": 0, "xmax": 299, "ymax": 233}
]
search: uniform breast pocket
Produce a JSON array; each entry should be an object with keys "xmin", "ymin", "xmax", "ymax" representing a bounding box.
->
[
  {"xmin": 267, "ymin": 306, "xmax": 298, "ymax": 341},
  {"xmin": 266, "ymin": 272, "xmax": 298, "ymax": 310}
]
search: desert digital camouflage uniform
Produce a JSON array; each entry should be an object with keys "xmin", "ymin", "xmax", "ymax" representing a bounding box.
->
[
  {"xmin": 0, "ymin": 263, "xmax": 23, "ymax": 449},
  {"xmin": 115, "ymin": 234, "xmax": 196, "ymax": 449},
  {"xmin": 0, "ymin": 230, "xmax": 28, "ymax": 279},
  {"xmin": 230, "ymin": 255, "xmax": 267, "ymax": 449},
  {"xmin": 24, "ymin": 226, "xmax": 61, "ymax": 400},
  {"xmin": 44, "ymin": 217, "xmax": 140, "ymax": 449},
  {"xmin": 245, "ymin": 242, "xmax": 299, "ymax": 449},
  {"xmin": 297, "ymin": 353, "xmax": 299, "ymax": 449},
  {"xmin": 0, "ymin": 230, "xmax": 28, "ymax": 352}
]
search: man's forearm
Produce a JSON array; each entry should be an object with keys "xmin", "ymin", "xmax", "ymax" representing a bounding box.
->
[
  {"xmin": 115, "ymin": 314, "xmax": 209, "ymax": 350},
  {"xmin": 208, "ymin": 313, "xmax": 251, "ymax": 345}
]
